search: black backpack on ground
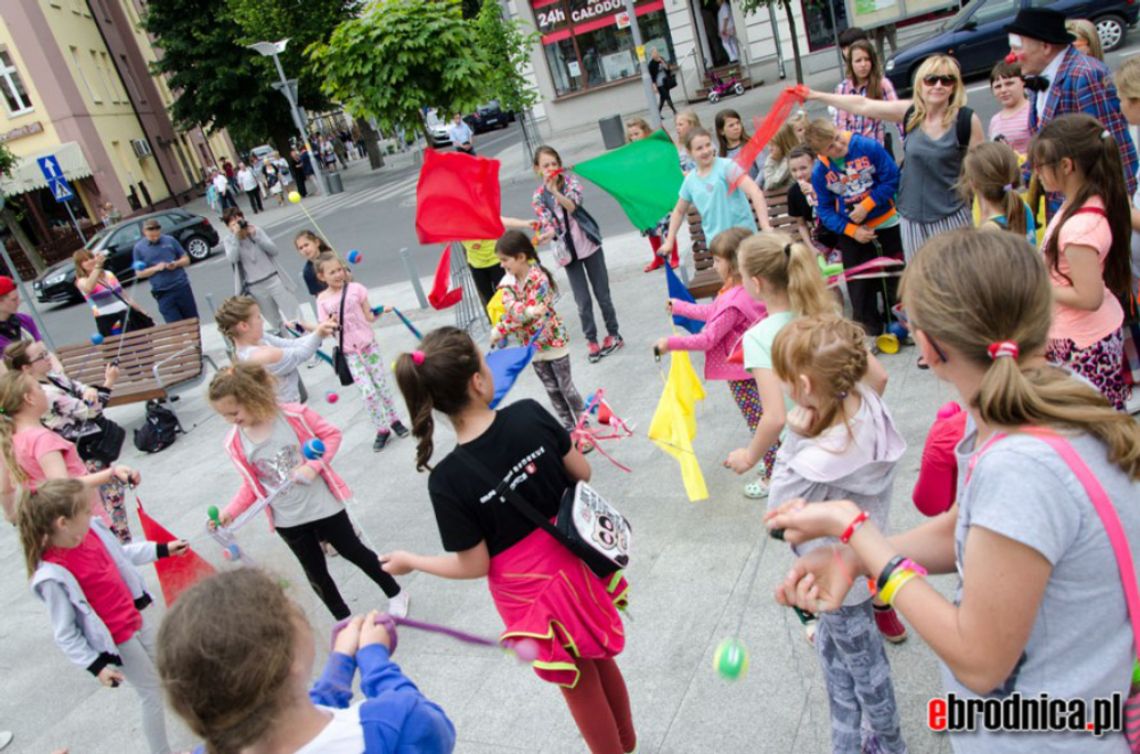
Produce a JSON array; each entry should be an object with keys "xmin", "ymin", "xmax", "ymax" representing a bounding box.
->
[{"xmin": 133, "ymin": 400, "xmax": 184, "ymax": 453}]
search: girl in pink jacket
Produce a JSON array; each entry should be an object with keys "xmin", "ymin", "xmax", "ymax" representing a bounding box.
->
[
  {"xmin": 654, "ymin": 228, "xmax": 767, "ymax": 431},
  {"xmin": 208, "ymin": 363, "xmax": 408, "ymax": 619}
]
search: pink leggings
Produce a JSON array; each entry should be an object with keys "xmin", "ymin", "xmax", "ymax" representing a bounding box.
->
[{"xmin": 560, "ymin": 658, "xmax": 637, "ymax": 754}]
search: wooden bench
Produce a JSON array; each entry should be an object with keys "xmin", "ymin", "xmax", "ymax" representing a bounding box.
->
[
  {"xmin": 686, "ymin": 188, "xmax": 798, "ymax": 300},
  {"xmin": 57, "ymin": 318, "xmax": 218, "ymax": 411}
]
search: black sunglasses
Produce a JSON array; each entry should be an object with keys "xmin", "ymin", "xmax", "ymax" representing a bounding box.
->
[{"xmin": 923, "ymin": 74, "xmax": 957, "ymax": 87}]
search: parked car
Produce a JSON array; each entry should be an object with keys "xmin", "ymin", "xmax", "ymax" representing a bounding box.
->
[
  {"xmin": 424, "ymin": 110, "xmax": 452, "ymax": 148},
  {"xmin": 33, "ymin": 209, "xmax": 219, "ymax": 305},
  {"xmin": 464, "ymin": 101, "xmax": 511, "ymax": 133},
  {"xmin": 884, "ymin": 0, "xmax": 1137, "ymax": 93}
]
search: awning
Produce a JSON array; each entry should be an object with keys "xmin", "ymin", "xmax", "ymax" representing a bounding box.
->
[{"xmin": 0, "ymin": 141, "xmax": 93, "ymax": 196}]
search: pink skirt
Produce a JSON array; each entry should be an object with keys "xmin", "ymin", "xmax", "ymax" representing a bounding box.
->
[{"xmin": 488, "ymin": 525, "xmax": 629, "ymax": 688}]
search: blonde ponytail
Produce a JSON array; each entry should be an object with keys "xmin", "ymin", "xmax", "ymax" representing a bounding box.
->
[
  {"xmin": 900, "ymin": 228, "xmax": 1140, "ymax": 479},
  {"xmin": 738, "ymin": 231, "xmax": 838, "ymax": 317},
  {"xmin": 0, "ymin": 371, "xmax": 34, "ymax": 486}
]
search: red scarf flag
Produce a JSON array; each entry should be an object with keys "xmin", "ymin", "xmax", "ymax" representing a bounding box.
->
[
  {"xmin": 136, "ymin": 498, "xmax": 216, "ymax": 606},
  {"xmin": 415, "ymin": 149, "xmax": 505, "ymax": 243},
  {"xmin": 428, "ymin": 243, "xmax": 463, "ymax": 310},
  {"xmin": 729, "ymin": 85, "xmax": 809, "ymax": 193}
]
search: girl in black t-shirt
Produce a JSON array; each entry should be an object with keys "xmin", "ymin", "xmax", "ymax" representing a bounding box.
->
[{"xmin": 382, "ymin": 327, "xmax": 637, "ymax": 754}]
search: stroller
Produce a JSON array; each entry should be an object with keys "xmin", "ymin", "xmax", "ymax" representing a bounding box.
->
[{"xmin": 707, "ymin": 69, "xmax": 746, "ymax": 103}]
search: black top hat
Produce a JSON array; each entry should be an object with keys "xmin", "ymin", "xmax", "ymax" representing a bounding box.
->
[{"xmin": 1004, "ymin": 8, "xmax": 1076, "ymax": 45}]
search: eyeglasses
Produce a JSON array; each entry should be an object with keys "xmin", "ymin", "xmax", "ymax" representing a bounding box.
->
[{"xmin": 923, "ymin": 74, "xmax": 957, "ymax": 87}]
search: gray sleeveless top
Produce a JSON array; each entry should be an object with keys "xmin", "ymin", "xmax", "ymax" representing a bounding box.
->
[{"xmin": 896, "ymin": 124, "xmax": 966, "ymax": 223}]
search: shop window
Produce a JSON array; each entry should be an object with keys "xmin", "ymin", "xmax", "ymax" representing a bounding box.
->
[
  {"xmin": 534, "ymin": 0, "xmax": 674, "ymax": 97},
  {"xmin": 0, "ymin": 50, "xmax": 33, "ymax": 115},
  {"xmin": 801, "ymin": 0, "xmax": 850, "ymax": 53}
]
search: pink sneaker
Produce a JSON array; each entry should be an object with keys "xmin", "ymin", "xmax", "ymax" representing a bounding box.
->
[
  {"xmin": 873, "ymin": 603, "xmax": 908, "ymax": 644},
  {"xmin": 587, "ymin": 341, "xmax": 602, "ymax": 363}
]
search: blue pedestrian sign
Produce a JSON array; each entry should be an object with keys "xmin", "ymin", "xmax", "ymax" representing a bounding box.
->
[{"xmin": 36, "ymin": 155, "xmax": 74, "ymax": 203}]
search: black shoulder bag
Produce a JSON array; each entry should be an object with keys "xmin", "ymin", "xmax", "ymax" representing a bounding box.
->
[
  {"xmin": 331, "ymin": 286, "xmax": 355, "ymax": 386},
  {"xmin": 455, "ymin": 447, "xmax": 631, "ymax": 578}
]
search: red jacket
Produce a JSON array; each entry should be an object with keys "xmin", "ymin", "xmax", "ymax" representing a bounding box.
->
[{"xmin": 222, "ymin": 403, "xmax": 351, "ymax": 530}]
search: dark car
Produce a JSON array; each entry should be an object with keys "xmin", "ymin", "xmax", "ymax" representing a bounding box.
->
[
  {"xmin": 464, "ymin": 101, "xmax": 512, "ymax": 134},
  {"xmin": 885, "ymin": 0, "xmax": 1138, "ymax": 93},
  {"xmin": 33, "ymin": 208, "xmax": 218, "ymax": 305}
]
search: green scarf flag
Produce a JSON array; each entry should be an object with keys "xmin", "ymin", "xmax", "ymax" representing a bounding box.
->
[{"xmin": 573, "ymin": 129, "xmax": 683, "ymax": 233}]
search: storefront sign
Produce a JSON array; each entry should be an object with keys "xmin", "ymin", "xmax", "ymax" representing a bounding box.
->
[
  {"xmin": 0, "ymin": 121, "xmax": 44, "ymax": 144},
  {"xmin": 535, "ymin": 0, "xmax": 627, "ymax": 33}
]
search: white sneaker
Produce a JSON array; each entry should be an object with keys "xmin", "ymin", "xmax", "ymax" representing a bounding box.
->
[
  {"xmin": 0, "ymin": 732, "xmax": 12, "ymax": 751},
  {"xmin": 306, "ymin": 355, "xmax": 320, "ymax": 369},
  {"xmin": 388, "ymin": 590, "xmax": 410, "ymax": 618},
  {"xmin": 743, "ymin": 475, "xmax": 769, "ymax": 500}
]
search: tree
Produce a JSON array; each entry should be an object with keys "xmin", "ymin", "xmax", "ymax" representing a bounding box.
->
[
  {"xmin": 144, "ymin": 0, "xmax": 349, "ymax": 154},
  {"xmin": 0, "ymin": 143, "xmax": 47, "ymax": 276},
  {"xmin": 309, "ymin": 0, "xmax": 493, "ymax": 143},
  {"xmin": 739, "ymin": 0, "xmax": 806, "ymax": 84},
  {"xmin": 474, "ymin": 0, "xmax": 539, "ymax": 114}
]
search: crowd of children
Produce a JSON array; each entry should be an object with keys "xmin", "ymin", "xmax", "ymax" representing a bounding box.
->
[{"xmin": 7, "ymin": 9, "xmax": 1140, "ymax": 754}]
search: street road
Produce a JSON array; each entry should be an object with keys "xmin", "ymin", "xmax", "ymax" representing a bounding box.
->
[{"xmin": 26, "ymin": 37, "xmax": 1140, "ymax": 348}]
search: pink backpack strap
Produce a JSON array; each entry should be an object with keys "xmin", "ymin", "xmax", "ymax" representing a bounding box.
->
[{"xmin": 969, "ymin": 427, "xmax": 1140, "ymax": 665}]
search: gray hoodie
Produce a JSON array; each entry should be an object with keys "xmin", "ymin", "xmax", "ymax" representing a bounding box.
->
[
  {"xmin": 30, "ymin": 518, "xmax": 160, "ymax": 674},
  {"xmin": 768, "ymin": 385, "xmax": 906, "ymax": 605}
]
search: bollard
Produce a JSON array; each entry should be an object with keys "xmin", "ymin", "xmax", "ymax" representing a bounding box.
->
[{"xmin": 399, "ymin": 247, "xmax": 430, "ymax": 310}]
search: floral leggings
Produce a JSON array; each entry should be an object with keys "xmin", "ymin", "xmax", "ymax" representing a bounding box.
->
[
  {"xmin": 86, "ymin": 458, "xmax": 130, "ymax": 544},
  {"xmin": 727, "ymin": 378, "xmax": 779, "ymax": 479},
  {"xmin": 1046, "ymin": 329, "xmax": 1131, "ymax": 411},
  {"xmin": 345, "ymin": 341, "xmax": 401, "ymax": 433}
]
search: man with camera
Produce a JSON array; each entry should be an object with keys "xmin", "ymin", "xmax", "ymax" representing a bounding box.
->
[
  {"xmin": 132, "ymin": 218, "xmax": 199, "ymax": 323},
  {"xmin": 221, "ymin": 207, "xmax": 299, "ymax": 334}
]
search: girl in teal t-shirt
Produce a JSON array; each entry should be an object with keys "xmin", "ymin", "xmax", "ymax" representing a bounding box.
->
[{"xmin": 658, "ymin": 127, "xmax": 771, "ymax": 263}]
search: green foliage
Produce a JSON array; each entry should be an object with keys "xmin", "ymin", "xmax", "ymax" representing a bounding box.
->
[
  {"xmin": 308, "ymin": 0, "xmax": 492, "ymax": 140},
  {"xmin": 144, "ymin": 0, "xmax": 351, "ymax": 147},
  {"xmin": 474, "ymin": 0, "xmax": 539, "ymax": 113},
  {"xmin": 0, "ymin": 143, "xmax": 16, "ymax": 181},
  {"xmin": 143, "ymin": 0, "xmax": 292, "ymax": 142}
]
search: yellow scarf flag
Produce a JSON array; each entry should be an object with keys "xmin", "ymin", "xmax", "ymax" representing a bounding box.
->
[{"xmin": 648, "ymin": 350, "xmax": 708, "ymax": 502}]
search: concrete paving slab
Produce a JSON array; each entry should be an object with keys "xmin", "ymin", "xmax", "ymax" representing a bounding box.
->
[{"xmin": 1, "ymin": 228, "xmax": 955, "ymax": 753}]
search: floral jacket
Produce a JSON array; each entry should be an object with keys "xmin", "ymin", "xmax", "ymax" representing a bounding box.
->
[{"xmin": 490, "ymin": 265, "xmax": 567, "ymax": 354}]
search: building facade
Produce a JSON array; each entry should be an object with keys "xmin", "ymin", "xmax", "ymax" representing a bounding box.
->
[
  {"xmin": 515, "ymin": 0, "xmax": 869, "ymax": 133},
  {"xmin": 0, "ymin": 0, "xmax": 233, "ymax": 257}
]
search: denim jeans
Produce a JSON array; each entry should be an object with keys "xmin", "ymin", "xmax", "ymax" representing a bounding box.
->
[{"xmin": 563, "ymin": 249, "xmax": 619, "ymax": 344}]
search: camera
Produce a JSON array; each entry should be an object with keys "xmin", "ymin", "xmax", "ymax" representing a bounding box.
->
[{"xmin": 238, "ymin": 219, "xmax": 249, "ymax": 230}]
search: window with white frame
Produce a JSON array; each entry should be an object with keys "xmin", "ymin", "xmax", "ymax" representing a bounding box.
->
[
  {"xmin": 69, "ymin": 47, "xmax": 101, "ymax": 103},
  {"xmin": 0, "ymin": 50, "xmax": 33, "ymax": 114}
]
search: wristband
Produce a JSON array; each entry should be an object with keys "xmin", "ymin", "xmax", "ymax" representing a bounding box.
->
[
  {"xmin": 839, "ymin": 510, "xmax": 869, "ymax": 544},
  {"xmin": 876, "ymin": 554, "xmax": 906, "ymax": 593},
  {"xmin": 879, "ymin": 569, "xmax": 920, "ymax": 606},
  {"xmin": 899, "ymin": 558, "xmax": 928, "ymax": 577}
]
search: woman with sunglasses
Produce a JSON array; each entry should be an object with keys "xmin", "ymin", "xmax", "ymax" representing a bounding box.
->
[{"xmin": 807, "ymin": 55, "xmax": 984, "ymax": 262}]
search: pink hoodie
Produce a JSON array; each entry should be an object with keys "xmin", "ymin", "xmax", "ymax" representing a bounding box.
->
[
  {"xmin": 222, "ymin": 403, "xmax": 351, "ymax": 530},
  {"xmin": 666, "ymin": 285, "xmax": 767, "ymax": 382}
]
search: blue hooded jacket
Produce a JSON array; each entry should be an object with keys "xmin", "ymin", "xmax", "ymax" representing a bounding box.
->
[{"xmin": 810, "ymin": 132, "xmax": 899, "ymax": 239}]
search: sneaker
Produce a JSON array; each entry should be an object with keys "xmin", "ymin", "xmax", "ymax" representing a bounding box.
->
[
  {"xmin": 391, "ymin": 420, "xmax": 409, "ymax": 438},
  {"xmin": 372, "ymin": 431, "xmax": 391, "ymax": 452},
  {"xmin": 388, "ymin": 590, "xmax": 410, "ymax": 619},
  {"xmin": 600, "ymin": 334, "xmax": 624, "ymax": 356},
  {"xmin": 587, "ymin": 341, "xmax": 602, "ymax": 363},
  {"xmin": 873, "ymin": 603, "xmax": 908, "ymax": 643},
  {"xmin": 306, "ymin": 355, "xmax": 320, "ymax": 369},
  {"xmin": 743, "ymin": 475, "xmax": 769, "ymax": 500}
]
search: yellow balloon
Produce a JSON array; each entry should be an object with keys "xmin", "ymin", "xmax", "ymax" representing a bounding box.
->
[{"xmin": 288, "ymin": 191, "xmax": 302, "ymax": 204}]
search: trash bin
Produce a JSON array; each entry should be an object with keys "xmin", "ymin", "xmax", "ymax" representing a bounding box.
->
[
  {"xmin": 599, "ymin": 115, "xmax": 625, "ymax": 150},
  {"xmin": 325, "ymin": 171, "xmax": 344, "ymax": 195}
]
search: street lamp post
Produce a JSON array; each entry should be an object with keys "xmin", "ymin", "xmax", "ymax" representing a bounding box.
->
[{"xmin": 247, "ymin": 39, "xmax": 329, "ymax": 195}]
